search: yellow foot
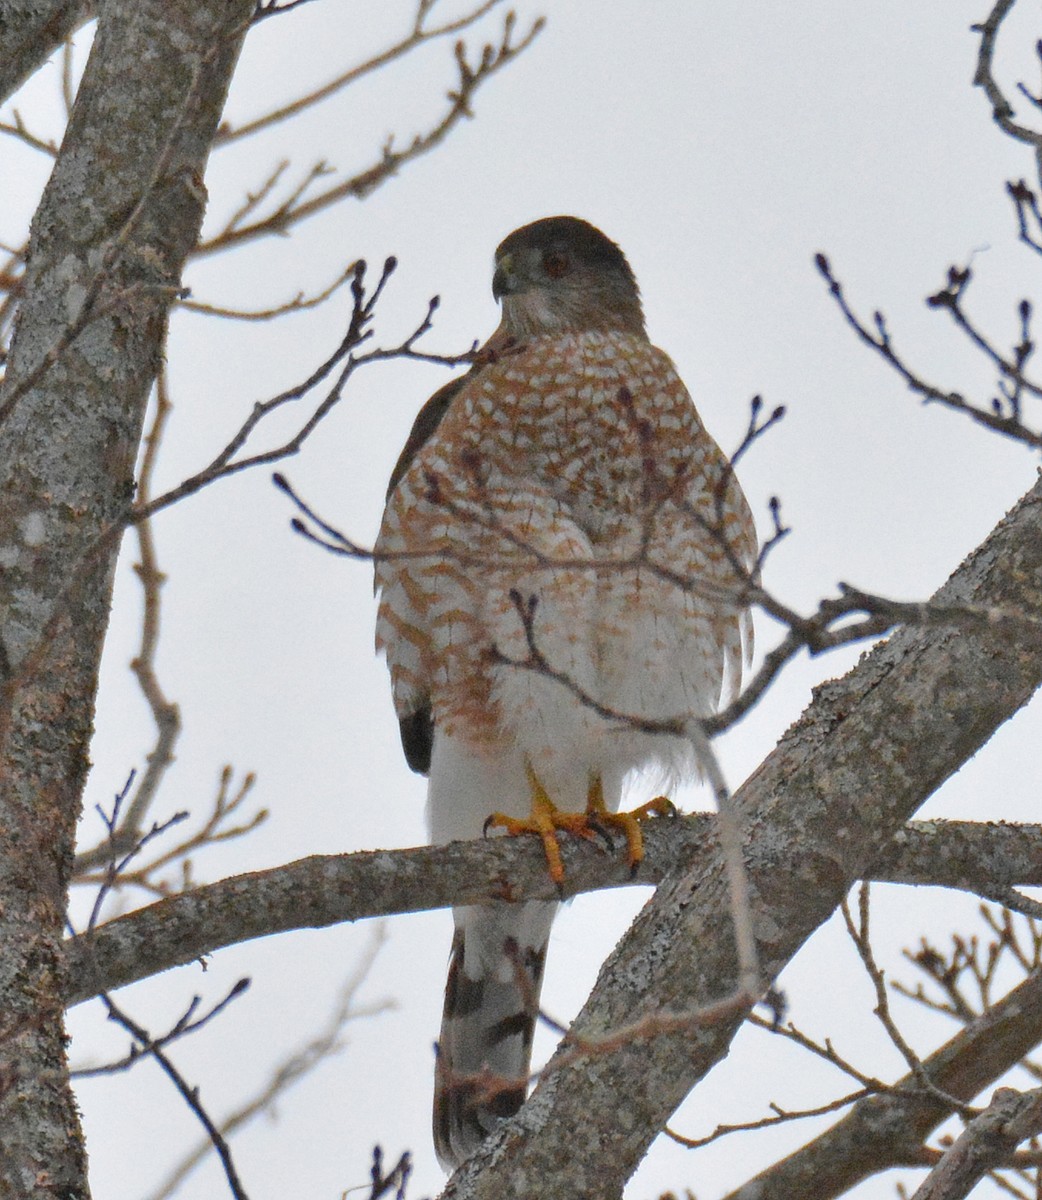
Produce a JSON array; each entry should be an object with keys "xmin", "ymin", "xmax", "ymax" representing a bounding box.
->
[
  {"xmin": 483, "ymin": 769, "xmax": 676, "ymax": 885},
  {"xmin": 585, "ymin": 777, "xmax": 675, "ymax": 876},
  {"xmin": 484, "ymin": 766, "xmax": 604, "ymax": 885}
]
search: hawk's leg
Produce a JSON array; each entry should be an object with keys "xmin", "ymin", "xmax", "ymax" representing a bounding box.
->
[{"xmin": 483, "ymin": 768, "xmax": 675, "ymax": 884}]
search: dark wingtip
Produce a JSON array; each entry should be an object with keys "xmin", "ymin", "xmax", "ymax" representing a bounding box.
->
[{"xmin": 399, "ymin": 705, "xmax": 433, "ymax": 775}]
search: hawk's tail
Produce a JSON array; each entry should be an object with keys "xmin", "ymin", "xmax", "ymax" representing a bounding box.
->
[{"xmin": 433, "ymin": 899, "xmax": 557, "ymax": 1169}]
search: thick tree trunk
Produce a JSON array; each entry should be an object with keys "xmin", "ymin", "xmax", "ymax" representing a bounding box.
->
[{"xmin": 0, "ymin": 0, "xmax": 252, "ymax": 1193}]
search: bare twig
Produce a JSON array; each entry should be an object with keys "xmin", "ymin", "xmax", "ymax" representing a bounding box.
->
[
  {"xmin": 896, "ymin": 906, "xmax": 1042, "ymax": 1024},
  {"xmin": 77, "ymin": 767, "xmax": 263, "ymax": 896},
  {"xmin": 723, "ymin": 966, "xmax": 1042, "ymax": 1200},
  {"xmin": 142, "ymin": 926, "xmax": 392, "ymax": 1200},
  {"xmin": 60, "ymin": 33, "xmax": 76, "ymax": 118},
  {"xmin": 0, "ymin": 239, "xmax": 26, "ymax": 350},
  {"xmin": 136, "ymin": 262, "xmax": 468, "ymax": 520},
  {"xmin": 665, "ymin": 1086, "xmax": 872, "ymax": 1149},
  {"xmin": 747, "ymin": 1012, "xmax": 890, "ymax": 1092},
  {"xmin": 365, "ymin": 1145, "xmax": 414, "ymax": 1200},
  {"xmin": 100, "ymin": 990, "xmax": 251, "ymax": 1200},
  {"xmin": 73, "ymin": 792, "xmax": 252, "ymax": 1198},
  {"xmin": 897, "ymin": 939, "xmax": 983, "ymax": 1022},
  {"xmin": 980, "ymin": 907, "xmax": 1042, "ymax": 976},
  {"xmin": 81, "ymin": 778, "xmax": 189, "ymax": 934},
  {"xmin": 0, "ymin": 110, "xmax": 58, "ymax": 156},
  {"xmin": 815, "ymin": 253, "xmax": 1042, "ymax": 450},
  {"xmin": 973, "ymin": 0, "xmax": 1042, "ymax": 187},
  {"xmin": 844, "ymin": 885, "xmax": 976, "ymax": 1117},
  {"xmin": 193, "ymin": 12, "xmax": 545, "ymax": 257},
  {"xmin": 73, "ymin": 978, "xmax": 249, "ymax": 1077},
  {"xmin": 684, "ymin": 717, "xmax": 761, "ymax": 996},
  {"xmin": 281, "ymin": 423, "xmax": 1041, "ymax": 757},
  {"xmin": 70, "ymin": 368, "xmax": 267, "ymax": 887},
  {"xmin": 925, "ymin": 264, "xmax": 1041, "ymax": 416},
  {"xmin": 124, "ymin": 365, "xmax": 180, "ymax": 828},
  {"xmin": 0, "ymin": 263, "xmax": 470, "ymax": 735},
  {"xmin": 73, "ymin": 368, "xmax": 181, "ymax": 874},
  {"xmin": 442, "ymin": 987, "xmax": 761, "ymax": 1123},
  {"xmin": 179, "ymin": 262, "xmax": 360, "ymax": 321},
  {"xmin": 1008, "ymin": 179, "xmax": 1042, "ymax": 256},
  {"xmin": 223, "ymin": 0, "xmax": 506, "ymax": 145}
]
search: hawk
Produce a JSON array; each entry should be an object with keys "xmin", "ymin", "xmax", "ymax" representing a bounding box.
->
[{"xmin": 374, "ymin": 216, "xmax": 755, "ymax": 1168}]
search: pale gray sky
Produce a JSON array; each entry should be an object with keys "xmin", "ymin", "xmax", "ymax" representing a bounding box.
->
[{"xmin": 6, "ymin": 2, "xmax": 1040, "ymax": 1197}]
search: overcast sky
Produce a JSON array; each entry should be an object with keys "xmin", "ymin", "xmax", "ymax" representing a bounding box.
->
[{"xmin": 6, "ymin": 2, "xmax": 1042, "ymax": 1197}]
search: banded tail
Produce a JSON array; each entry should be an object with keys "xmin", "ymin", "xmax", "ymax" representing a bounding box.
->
[{"xmin": 433, "ymin": 900, "xmax": 556, "ymax": 1168}]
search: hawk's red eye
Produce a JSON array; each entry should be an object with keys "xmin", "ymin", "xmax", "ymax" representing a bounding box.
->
[{"xmin": 543, "ymin": 251, "xmax": 570, "ymax": 279}]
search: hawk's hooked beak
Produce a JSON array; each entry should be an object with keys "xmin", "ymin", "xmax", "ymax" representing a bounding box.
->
[{"xmin": 492, "ymin": 254, "xmax": 518, "ymax": 301}]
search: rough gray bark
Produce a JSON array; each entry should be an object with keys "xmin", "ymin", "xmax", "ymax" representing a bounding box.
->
[
  {"xmin": 0, "ymin": 0, "xmax": 252, "ymax": 1193},
  {"xmin": 0, "ymin": 0, "xmax": 90, "ymax": 104},
  {"xmin": 910, "ymin": 1086, "xmax": 1042, "ymax": 1200},
  {"xmin": 63, "ymin": 818, "xmax": 1042, "ymax": 1008},
  {"xmin": 439, "ymin": 477, "xmax": 1042, "ymax": 1200}
]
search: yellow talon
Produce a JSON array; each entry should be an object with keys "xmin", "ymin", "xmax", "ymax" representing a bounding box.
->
[
  {"xmin": 484, "ymin": 766, "xmax": 605, "ymax": 884},
  {"xmin": 585, "ymin": 779, "xmax": 675, "ymax": 875},
  {"xmin": 484, "ymin": 769, "xmax": 676, "ymax": 884}
]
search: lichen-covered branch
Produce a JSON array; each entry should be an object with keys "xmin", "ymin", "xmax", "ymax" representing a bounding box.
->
[
  {"xmin": 63, "ymin": 817, "xmax": 1042, "ymax": 1008},
  {"xmin": 0, "ymin": 0, "xmax": 254, "ymax": 1191},
  {"xmin": 911, "ymin": 1085, "xmax": 1042, "ymax": 1200}
]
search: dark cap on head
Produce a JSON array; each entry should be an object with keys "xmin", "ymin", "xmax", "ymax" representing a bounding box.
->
[
  {"xmin": 496, "ymin": 216, "xmax": 635, "ymax": 285},
  {"xmin": 492, "ymin": 216, "xmax": 643, "ymax": 336}
]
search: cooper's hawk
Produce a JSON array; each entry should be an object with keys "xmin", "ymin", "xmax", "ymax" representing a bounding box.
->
[{"xmin": 375, "ymin": 216, "xmax": 755, "ymax": 1168}]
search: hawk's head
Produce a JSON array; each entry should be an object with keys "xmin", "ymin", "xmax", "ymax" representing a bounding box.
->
[{"xmin": 492, "ymin": 216, "xmax": 645, "ymax": 339}]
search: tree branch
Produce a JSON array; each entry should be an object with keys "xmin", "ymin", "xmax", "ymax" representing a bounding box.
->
[
  {"xmin": 723, "ymin": 968, "xmax": 1042, "ymax": 1200},
  {"xmin": 815, "ymin": 253, "xmax": 1042, "ymax": 450},
  {"xmin": 140, "ymin": 926, "xmax": 391, "ymax": 1200},
  {"xmin": 911, "ymin": 1086, "xmax": 1042, "ymax": 1200},
  {"xmin": 973, "ymin": 0, "xmax": 1042, "ymax": 177},
  {"xmin": 214, "ymin": 0, "xmax": 507, "ymax": 146},
  {"xmin": 193, "ymin": 12, "xmax": 544, "ymax": 257},
  {"xmin": 63, "ymin": 817, "xmax": 1042, "ymax": 1008},
  {"xmin": 0, "ymin": 0, "xmax": 89, "ymax": 105}
]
